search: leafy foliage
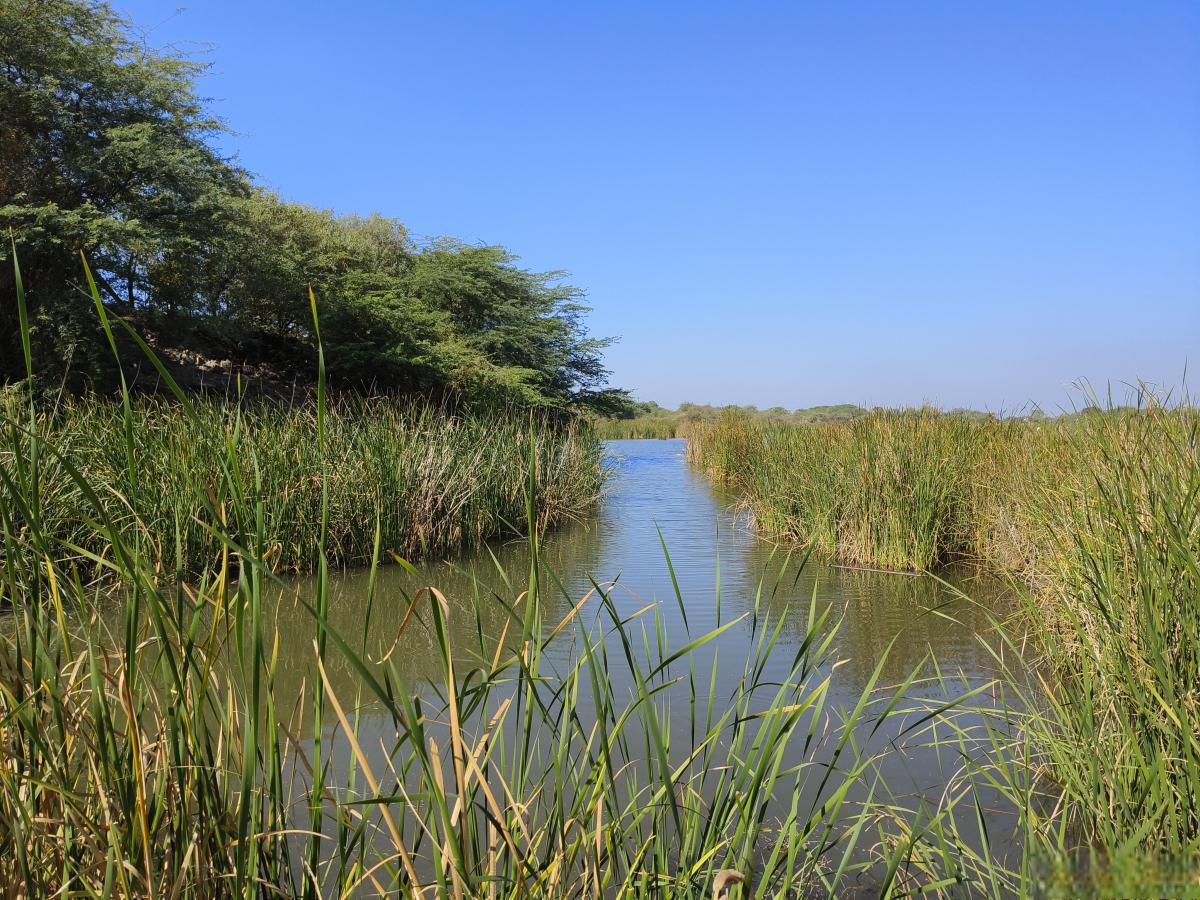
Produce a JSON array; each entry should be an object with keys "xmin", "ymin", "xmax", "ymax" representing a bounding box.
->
[
  {"xmin": 0, "ymin": 0, "xmax": 626, "ymax": 411},
  {"xmin": 0, "ymin": 0, "xmax": 240, "ymax": 385}
]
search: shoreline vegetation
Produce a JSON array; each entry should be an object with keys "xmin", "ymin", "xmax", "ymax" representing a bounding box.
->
[
  {"xmin": 3, "ymin": 269, "xmax": 1197, "ymax": 896},
  {"xmin": 595, "ymin": 401, "xmax": 878, "ymax": 439},
  {"xmin": 688, "ymin": 404, "xmax": 1200, "ymax": 892},
  {"xmin": 0, "ymin": 387, "xmax": 943, "ymax": 896},
  {"xmin": 0, "ymin": 268, "xmax": 932, "ymax": 896},
  {"xmin": 5, "ymin": 368, "xmax": 1197, "ymax": 896},
  {"xmin": 2, "ymin": 0, "xmax": 1197, "ymax": 896},
  {"xmin": 1, "ymin": 391, "xmax": 603, "ymax": 579}
]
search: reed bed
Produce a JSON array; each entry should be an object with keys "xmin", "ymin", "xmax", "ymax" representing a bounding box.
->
[
  {"xmin": 688, "ymin": 402, "xmax": 1200, "ymax": 890},
  {"xmin": 0, "ymin": 261, "xmax": 950, "ymax": 898},
  {"xmin": 593, "ymin": 415, "xmax": 684, "ymax": 440},
  {"xmin": 0, "ymin": 382, "xmax": 934, "ymax": 895},
  {"xmin": 0, "ymin": 394, "xmax": 602, "ymax": 580},
  {"xmin": 5, "ymin": 254, "xmax": 1194, "ymax": 893},
  {"xmin": 0, "ymin": 381, "xmax": 1017, "ymax": 897},
  {"xmin": 687, "ymin": 408, "xmax": 997, "ymax": 571}
]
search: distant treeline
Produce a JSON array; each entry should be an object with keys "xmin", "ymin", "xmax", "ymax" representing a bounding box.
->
[
  {"xmin": 595, "ymin": 400, "xmax": 1034, "ymax": 438},
  {"xmin": 0, "ymin": 0, "xmax": 629, "ymax": 414}
]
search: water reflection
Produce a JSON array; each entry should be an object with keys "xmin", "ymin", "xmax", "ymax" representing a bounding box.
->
[
  {"xmin": 265, "ymin": 438, "xmax": 1022, "ymax": 886},
  {"xmin": 279, "ymin": 438, "xmax": 1013, "ymax": 722}
]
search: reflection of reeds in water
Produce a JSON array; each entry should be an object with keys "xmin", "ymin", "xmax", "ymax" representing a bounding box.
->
[{"xmin": 258, "ymin": 514, "xmax": 610, "ymax": 711}]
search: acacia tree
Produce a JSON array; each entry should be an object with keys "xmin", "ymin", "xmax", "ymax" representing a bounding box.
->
[
  {"xmin": 404, "ymin": 242, "xmax": 626, "ymax": 410},
  {"xmin": 149, "ymin": 190, "xmax": 449, "ymax": 390},
  {"xmin": 0, "ymin": 0, "xmax": 631, "ymax": 413},
  {"xmin": 0, "ymin": 0, "xmax": 243, "ymax": 384},
  {"xmin": 151, "ymin": 193, "xmax": 630, "ymax": 410}
]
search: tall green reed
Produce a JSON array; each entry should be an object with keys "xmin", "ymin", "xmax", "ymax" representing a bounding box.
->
[
  {"xmin": 689, "ymin": 396, "xmax": 1200, "ymax": 892},
  {"xmin": 0, "ymin": 253, "xmax": 941, "ymax": 897},
  {"xmin": 0, "ymin": 392, "xmax": 602, "ymax": 583},
  {"xmin": 593, "ymin": 416, "xmax": 684, "ymax": 440},
  {"xmin": 688, "ymin": 408, "xmax": 998, "ymax": 571},
  {"xmin": 991, "ymin": 398, "xmax": 1199, "ymax": 892}
]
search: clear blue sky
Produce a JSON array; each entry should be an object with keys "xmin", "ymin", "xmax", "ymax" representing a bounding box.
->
[{"xmin": 119, "ymin": 1, "xmax": 1198, "ymax": 412}]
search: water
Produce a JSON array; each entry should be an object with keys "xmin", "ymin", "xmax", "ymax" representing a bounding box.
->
[
  {"xmin": 284, "ymin": 439, "xmax": 1012, "ymax": 711},
  {"xmin": 271, "ymin": 439, "xmax": 1019, "ymax": 875}
]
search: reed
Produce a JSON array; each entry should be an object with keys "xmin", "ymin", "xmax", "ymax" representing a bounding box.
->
[
  {"xmin": 593, "ymin": 415, "xmax": 684, "ymax": 440},
  {"xmin": 0, "ymin": 255, "xmax": 935, "ymax": 897},
  {"xmin": 0, "ymin": 469, "xmax": 917, "ymax": 897},
  {"xmin": 1002, "ymin": 401, "xmax": 1198, "ymax": 891},
  {"xmin": 0, "ymin": 393, "xmax": 603, "ymax": 581},
  {"xmin": 7, "ymin": 252, "xmax": 1193, "ymax": 893},
  {"xmin": 689, "ymin": 400, "xmax": 1200, "ymax": 890},
  {"xmin": 688, "ymin": 408, "xmax": 1003, "ymax": 571}
]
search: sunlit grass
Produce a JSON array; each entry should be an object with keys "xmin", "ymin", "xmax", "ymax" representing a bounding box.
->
[
  {"xmin": 0, "ymin": 391, "xmax": 602, "ymax": 582},
  {"xmin": 0, "ymin": 253, "xmax": 928, "ymax": 897},
  {"xmin": 689, "ymin": 400, "xmax": 1200, "ymax": 891},
  {"xmin": 593, "ymin": 415, "xmax": 684, "ymax": 440}
]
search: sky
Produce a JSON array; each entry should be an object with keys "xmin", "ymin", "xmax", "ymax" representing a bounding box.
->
[{"xmin": 117, "ymin": 1, "xmax": 1199, "ymax": 412}]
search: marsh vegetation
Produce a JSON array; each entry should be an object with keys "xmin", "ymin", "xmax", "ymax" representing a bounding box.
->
[
  {"xmin": 1, "ymin": 393, "xmax": 601, "ymax": 577},
  {"xmin": 594, "ymin": 401, "xmax": 874, "ymax": 440},
  {"xmin": 690, "ymin": 404, "xmax": 1200, "ymax": 893},
  {"xmin": 2, "ymin": 1, "xmax": 1195, "ymax": 896}
]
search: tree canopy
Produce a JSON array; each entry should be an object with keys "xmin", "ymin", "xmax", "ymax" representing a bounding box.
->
[{"xmin": 0, "ymin": 0, "xmax": 628, "ymax": 413}]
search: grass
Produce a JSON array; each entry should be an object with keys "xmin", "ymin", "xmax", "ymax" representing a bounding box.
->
[
  {"xmin": 6, "ymin": 251, "xmax": 1196, "ymax": 894},
  {"xmin": 0, "ymin": 450, "xmax": 910, "ymax": 894},
  {"xmin": 688, "ymin": 408, "xmax": 995, "ymax": 571},
  {"xmin": 594, "ymin": 402, "xmax": 872, "ymax": 441},
  {"xmin": 0, "ymin": 254, "xmax": 949, "ymax": 897},
  {"xmin": 594, "ymin": 415, "xmax": 684, "ymax": 439},
  {"xmin": 0, "ymin": 393, "xmax": 602, "ymax": 580},
  {"xmin": 688, "ymin": 401, "xmax": 1200, "ymax": 891},
  {"xmin": 0, "ymin": 497, "xmax": 918, "ymax": 896}
]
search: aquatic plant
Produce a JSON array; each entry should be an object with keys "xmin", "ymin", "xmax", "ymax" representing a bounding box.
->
[
  {"xmin": 690, "ymin": 399, "xmax": 1200, "ymax": 890},
  {"xmin": 0, "ymin": 391, "xmax": 602, "ymax": 582},
  {"xmin": 0, "ymin": 255, "xmax": 931, "ymax": 897},
  {"xmin": 688, "ymin": 408, "xmax": 998, "ymax": 571},
  {"xmin": 593, "ymin": 415, "xmax": 684, "ymax": 439}
]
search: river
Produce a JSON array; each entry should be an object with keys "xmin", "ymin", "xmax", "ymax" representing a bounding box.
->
[{"xmin": 266, "ymin": 438, "xmax": 1019, "ymax": 890}]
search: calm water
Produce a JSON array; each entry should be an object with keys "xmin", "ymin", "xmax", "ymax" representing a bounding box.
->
[
  {"xmin": 270, "ymin": 439, "xmax": 1019, "ymax": 867},
  {"xmin": 280, "ymin": 439, "xmax": 1013, "ymax": 702}
]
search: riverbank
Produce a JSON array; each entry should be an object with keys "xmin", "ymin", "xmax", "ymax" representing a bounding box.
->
[
  {"xmin": 0, "ymin": 393, "xmax": 603, "ymax": 580},
  {"xmin": 594, "ymin": 401, "xmax": 870, "ymax": 440},
  {"xmin": 687, "ymin": 404, "xmax": 1200, "ymax": 891},
  {"xmin": 0, "ymin": 429, "xmax": 942, "ymax": 897}
]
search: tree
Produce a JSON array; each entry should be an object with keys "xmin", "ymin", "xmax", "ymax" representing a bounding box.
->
[
  {"xmin": 148, "ymin": 192, "xmax": 630, "ymax": 410},
  {"xmin": 404, "ymin": 242, "xmax": 626, "ymax": 409},
  {"xmin": 0, "ymin": 0, "xmax": 244, "ymax": 385},
  {"xmin": 1, "ymin": 0, "xmax": 628, "ymax": 413}
]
